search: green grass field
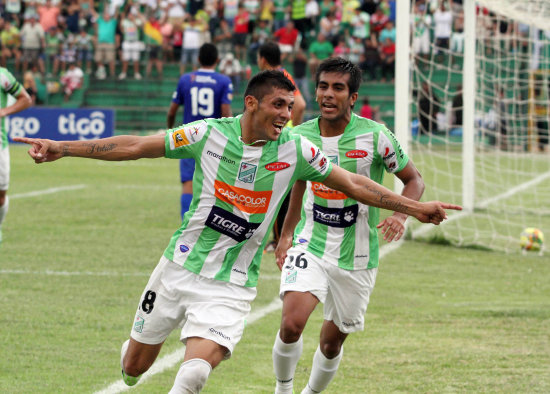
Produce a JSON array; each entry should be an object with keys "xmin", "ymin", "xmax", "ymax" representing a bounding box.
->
[{"xmin": 1, "ymin": 144, "xmax": 549, "ymax": 393}]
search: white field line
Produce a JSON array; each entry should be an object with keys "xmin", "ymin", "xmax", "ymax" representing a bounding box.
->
[
  {"xmin": 94, "ymin": 243, "xmax": 400, "ymax": 394},
  {"xmin": 412, "ymin": 169, "xmax": 550, "ymax": 238},
  {"xmin": 10, "ymin": 184, "xmax": 87, "ymax": 199}
]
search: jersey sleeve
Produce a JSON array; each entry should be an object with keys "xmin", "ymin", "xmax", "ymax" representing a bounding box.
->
[
  {"xmin": 0, "ymin": 68, "xmax": 23, "ymax": 97},
  {"xmin": 164, "ymin": 120, "xmax": 208, "ymax": 159},
  {"xmin": 377, "ymin": 127, "xmax": 409, "ymax": 173},
  {"xmin": 297, "ymin": 135, "xmax": 333, "ymax": 182}
]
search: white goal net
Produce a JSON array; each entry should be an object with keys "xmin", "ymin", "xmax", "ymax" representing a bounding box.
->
[{"xmin": 404, "ymin": 0, "xmax": 550, "ymax": 252}]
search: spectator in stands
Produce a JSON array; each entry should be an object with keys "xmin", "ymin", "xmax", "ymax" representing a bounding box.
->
[
  {"xmin": 340, "ymin": 0, "xmax": 361, "ymax": 36},
  {"xmin": 37, "ymin": 0, "xmax": 60, "ymax": 33},
  {"xmin": 213, "ymin": 18, "xmax": 232, "ymax": 56},
  {"xmin": 370, "ymin": 5, "xmax": 389, "ymax": 40},
  {"xmin": 93, "ymin": 8, "xmax": 119, "ymax": 80},
  {"xmin": 360, "ymin": 97, "xmax": 373, "ymax": 119},
  {"xmin": 242, "ymin": 0, "xmax": 260, "ymax": 33},
  {"xmin": 359, "ymin": 37, "xmax": 380, "ymax": 81},
  {"xmin": 248, "ymin": 19, "xmax": 271, "ymax": 65},
  {"xmin": 304, "ymin": 0, "xmax": 320, "ymax": 35},
  {"xmin": 292, "ymin": 48, "xmax": 311, "ymax": 107},
  {"xmin": 379, "ymin": 36, "xmax": 395, "ymax": 82},
  {"xmin": 143, "ymin": 11, "xmax": 164, "ymax": 78},
  {"xmin": 20, "ymin": 15, "xmax": 46, "ymax": 75},
  {"xmin": 379, "ymin": 20, "xmax": 396, "ymax": 43},
  {"xmin": 348, "ymin": 35, "xmax": 364, "ymax": 64},
  {"xmin": 333, "ymin": 38, "xmax": 350, "ymax": 59},
  {"xmin": 0, "ymin": 19, "xmax": 22, "ymax": 72},
  {"xmin": 274, "ymin": 20, "xmax": 299, "ymax": 63},
  {"xmin": 119, "ymin": 9, "xmax": 144, "ymax": 80},
  {"xmin": 75, "ymin": 28, "xmax": 94, "ymax": 73},
  {"xmin": 224, "ymin": 0, "xmax": 239, "ymax": 29},
  {"xmin": 43, "ymin": 26, "xmax": 62, "ymax": 76},
  {"xmin": 319, "ymin": 10, "xmax": 340, "ymax": 46},
  {"xmin": 350, "ymin": 7, "xmax": 370, "ymax": 42},
  {"xmin": 60, "ymin": 61, "xmax": 83, "ymax": 101},
  {"xmin": 273, "ymin": 0, "xmax": 290, "ymax": 32},
  {"xmin": 232, "ymin": 3, "xmax": 250, "ymax": 64},
  {"xmin": 433, "ymin": 1, "xmax": 453, "ymax": 65},
  {"xmin": 451, "ymin": 8, "xmax": 464, "ymax": 67},
  {"xmin": 290, "ymin": 0, "xmax": 308, "ymax": 47},
  {"xmin": 59, "ymin": 33, "xmax": 77, "ymax": 73},
  {"xmin": 418, "ymin": 82, "xmax": 441, "ymax": 135},
  {"xmin": 411, "ymin": 2, "xmax": 432, "ymax": 69},
  {"xmin": 451, "ymin": 85, "xmax": 463, "ymax": 130},
  {"xmin": 64, "ymin": 0, "xmax": 81, "ymax": 35},
  {"xmin": 308, "ymin": 32, "xmax": 334, "ymax": 79},
  {"xmin": 24, "ymin": 67, "xmax": 39, "ymax": 104},
  {"xmin": 4, "ymin": 0, "xmax": 22, "ymax": 25},
  {"xmin": 218, "ymin": 52, "xmax": 243, "ymax": 93},
  {"xmin": 180, "ymin": 14, "xmax": 204, "ymax": 74}
]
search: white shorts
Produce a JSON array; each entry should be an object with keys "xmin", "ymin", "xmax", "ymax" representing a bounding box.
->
[
  {"xmin": 0, "ymin": 146, "xmax": 10, "ymax": 191},
  {"xmin": 279, "ymin": 248, "xmax": 377, "ymax": 334},
  {"xmin": 278, "ymin": 43, "xmax": 294, "ymax": 54},
  {"xmin": 413, "ymin": 34, "xmax": 430, "ymax": 55},
  {"xmin": 130, "ymin": 256, "xmax": 257, "ymax": 358},
  {"xmin": 122, "ymin": 41, "xmax": 143, "ymax": 62}
]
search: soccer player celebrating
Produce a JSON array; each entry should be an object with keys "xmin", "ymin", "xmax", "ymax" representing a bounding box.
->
[
  {"xmin": 272, "ymin": 57, "xmax": 424, "ymax": 394},
  {"xmin": 15, "ymin": 71, "xmax": 460, "ymax": 393},
  {"xmin": 0, "ymin": 67, "xmax": 33, "ymax": 245},
  {"xmin": 167, "ymin": 43, "xmax": 233, "ymax": 219}
]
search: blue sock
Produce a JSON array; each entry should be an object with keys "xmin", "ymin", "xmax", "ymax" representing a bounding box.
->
[{"xmin": 180, "ymin": 193, "xmax": 192, "ymax": 219}]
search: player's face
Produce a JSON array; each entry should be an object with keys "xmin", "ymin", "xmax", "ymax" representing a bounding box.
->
[
  {"xmin": 251, "ymin": 88, "xmax": 294, "ymax": 141},
  {"xmin": 315, "ymin": 72, "xmax": 358, "ymax": 121}
]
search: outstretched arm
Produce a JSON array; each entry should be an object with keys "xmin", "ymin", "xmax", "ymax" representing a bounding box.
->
[
  {"xmin": 322, "ymin": 165, "xmax": 461, "ymax": 224},
  {"xmin": 274, "ymin": 180, "xmax": 306, "ymax": 270},
  {"xmin": 377, "ymin": 161, "xmax": 425, "ymax": 242},
  {"xmin": 13, "ymin": 133, "xmax": 166, "ymax": 164}
]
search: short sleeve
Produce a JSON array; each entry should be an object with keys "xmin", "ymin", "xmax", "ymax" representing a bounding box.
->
[
  {"xmin": 164, "ymin": 120, "xmax": 208, "ymax": 159},
  {"xmin": 377, "ymin": 127, "xmax": 409, "ymax": 173},
  {"xmin": 298, "ymin": 136, "xmax": 333, "ymax": 182}
]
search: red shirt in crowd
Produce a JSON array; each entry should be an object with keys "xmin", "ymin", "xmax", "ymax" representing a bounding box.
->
[
  {"xmin": 274, "ymin": 26, "xmax": 299, "ymax": 46},
  {"xmin": 233, "ymin": 10, "xmax": 250, "ymax": 33}
]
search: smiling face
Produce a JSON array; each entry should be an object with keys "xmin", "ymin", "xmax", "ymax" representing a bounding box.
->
[
  {"xmin": 315, "ymin": 72, "xmax": 358, "ymax": 122},
  {"xmin": 246, "ymin": 88, "xmax": 295, "ymax": 143}
]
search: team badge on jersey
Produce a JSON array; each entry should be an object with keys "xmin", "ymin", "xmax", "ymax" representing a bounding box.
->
[
  {"xmin": 172, "ymin": 130, "xmax": 190, "ymax": 148},
  {"xmin": 328, "ymin": 155, "xmax": 339, "ymax": 165},
  {"xmin": 133, "ymin": 315, "xmax": 145, "ymax": 333},
  {"xmin": 238, "ymin": 162, "xmax": 257, "ymax": 183},
  {"xmin": 285, "ymin": 270, "xmax": 297, "ymax": 284}
]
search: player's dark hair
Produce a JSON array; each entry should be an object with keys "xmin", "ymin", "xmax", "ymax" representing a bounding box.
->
[
  {"xmin": 244, "ymin": 70, "xmax": 295, "ymax": 106},
  {"xmin": 315, "ymin": 57, "xmax": 362, "ymax": 95},
  {"xmin": 198, "ymin": 43, "xmax": 218, "ymax": 67},
  {"xmin": 258, "ymin": 41, "xmax": 281, "ymax": 67}
]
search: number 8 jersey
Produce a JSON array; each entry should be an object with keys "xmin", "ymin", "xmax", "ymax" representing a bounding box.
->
[{"xmin": 163, "ymin": 116, "xmax": 333, "ymax": 287}]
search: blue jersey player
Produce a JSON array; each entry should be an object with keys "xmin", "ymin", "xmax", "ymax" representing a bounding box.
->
[{"xmin": 167, "ymin": 43, "xmax": 233, "ymax": 218}]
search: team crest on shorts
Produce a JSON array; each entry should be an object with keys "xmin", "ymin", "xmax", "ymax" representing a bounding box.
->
[
  {"xmin": 238, "ymin": 162, "xmax": 257, "ymax": 183},
  {"xmin": 285, "ymin": 270, "xmax": 297, "ymax": 284},
  {"xmin": 134, "ymin": 315, "xmax": 145, "ymax": 333}
]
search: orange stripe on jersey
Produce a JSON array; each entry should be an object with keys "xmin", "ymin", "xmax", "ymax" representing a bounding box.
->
[
  {"xmin": 281, "ymin": 68, "xmax": 302, "ymax": 98},
  {"xmin": 311, "ymin": 182, "xmax": 348, "ymax": 200},
  {"xmin": 214, "ymin": 180, "xmax": 273, "ymax": 214}
]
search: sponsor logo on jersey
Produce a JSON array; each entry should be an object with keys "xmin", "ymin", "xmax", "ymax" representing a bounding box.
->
[
  {"xmin": 308, "ymin": 147, "xmax": 320, "ymax": 164},
  {"xmin": 383, "ymin": 147, "xmax": 396, "ymax": 161},
  {"xmin": 265, "ymin": 161, "xmax": 291, "ymax": 171},
  {"xmin": 346, "ymin": 149, "xmax": 368, "ymax": 158},
  {"xmin": 311, "ymin": 181, "xmax": 347, "ymax": 200},
  {"xmin": 205, "ymin": 206, "xmax": 261, "ymax": 242},
  {"xmin": 383, "ymin": 147, "xmax": 398, "ymax": 170},
  {"xmin": 172, "ymin": 129, "xmax": 190, "ymax": 148},
  {"xmin": 214, "ymin": 180, "xmax": 272, "ymax": 214},
  {"xmin": 179, "ymin": 244, "xmax": 190, "ymax": 253},
  {"xmin": 319, "ymin": 157, "xmax": 327, "ymax": 172},
  {"xmin": 312, "ymin": 203, "xmax": 358, "ymax": 228},
  {"xmin": 238, "ymin": 162, "xmax": 257, "ymax": 183},
  {"xmin": 328, "ymin": 155, "xmax": 339, "ymax": 165},
  {"xmin": 207, "ymin": 150, "xmax": 236, "ymax": 165},
  {"xmin": 133, "ymin": 315, "xmax": 145, "ymax": 333}
]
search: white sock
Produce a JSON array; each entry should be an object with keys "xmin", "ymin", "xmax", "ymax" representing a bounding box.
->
[
  {"xmin": 273, "ymin": 330, "xmax": 303, "ymax": 394},
  {"xmin": 0, "ymin": 195, "xmax": 9, "ymax": 226},
  {"xmin": 301, "ymin": 345, "xmax": 343, "ymax": 394},
  {"xmin": 169, "ymin": 358, "xmax": 212, "ymax": 394}
]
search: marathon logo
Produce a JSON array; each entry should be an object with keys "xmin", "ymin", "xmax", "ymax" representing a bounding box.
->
[
  {"xmin": 206, "ymin": 206, "xmax": 260, "ymax": 242},
  {"xmin": 308, "ymin": 147, "xmax": 321, "ymax": 164},
  {"xmin": 215, "ymin": 180, "xmax": 272, "ymax": 214},
  {"xmin": 312, "ymin": 203, "xmax": 358, "ymax": 228},
  {"xmin": 209, "ymin": 327, "xmax": 231, "ymax": 341},
  {"xmin": 311, "ymin": 182, "xmax": 347, "ymax": 200},
  {"xmin": 207, "ymin": 150, "xmax": 236, "ymax": 165}
]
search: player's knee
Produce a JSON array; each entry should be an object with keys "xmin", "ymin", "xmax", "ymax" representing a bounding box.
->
[
  {"xmin": 280, "ymin": 316, "xmax": 306, "ymax": 343},
  {"xmin": 169, "ymin": 358, "xmax": 212, "ymax": 394},
  {"xmin": 320, "ymin": 342, "xmax": 343, "ymax": 360},
  {"xmin": 0, "ymin": 193, "xmax": 6, "ymax": 207}
]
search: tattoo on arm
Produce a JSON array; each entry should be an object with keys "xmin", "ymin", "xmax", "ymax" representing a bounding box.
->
[
  {"xmin": 365, "ymin": 185, "xmax": 409, "ymax": 214},
  {"xmin": 62, "ymin": 144, "xmax": 70, "ymax": 157},
  {"xmin": 83, "ymin": 143, "xmax": 117, "ymax": 155}
]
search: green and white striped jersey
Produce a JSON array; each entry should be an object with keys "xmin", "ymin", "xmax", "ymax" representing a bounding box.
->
[
  {"xmin": 0, "ymin": 67, "xmax": 23, "ymax": 148},
  {"xmin": 163, "ymin": 116, "xmax": 333, "ymax": 287},
  {"xmin": 291, "ymin": 114, "xmax": 409, "ymax": 270}
]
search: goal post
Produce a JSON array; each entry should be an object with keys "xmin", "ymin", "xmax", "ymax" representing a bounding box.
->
[{"xmin": 400, "ymin": 0, "xmax": 550, "ymax": 253}]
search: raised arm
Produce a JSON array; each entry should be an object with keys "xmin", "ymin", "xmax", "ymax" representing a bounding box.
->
[
  {"xmin": 322, "ymin": 165, "xmax": 461, "ymax": 224},
  {"xmin": 13, "ymin": 133, "xmax": 166, "ymax": 164},
  {"xmin": 274, "ymin": 180, "xmax": 306, "ymax": 270}
]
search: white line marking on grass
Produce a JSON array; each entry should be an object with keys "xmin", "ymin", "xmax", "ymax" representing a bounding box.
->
[
  {"xmin": 10, "ymin": 184, "xmax": 86, "ymax": 199},
  {"xmin": 94, "ymin": 244, "xmax": 401, "ymax": 394}
]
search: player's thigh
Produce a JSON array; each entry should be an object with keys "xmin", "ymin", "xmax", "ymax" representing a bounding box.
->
[
  {"xmin": 180, "ymin": 275, "xmax": 256, "ymax": 360},
  {"xmin": 0, "ymin": 147, "xmax": 10, "ymax": 191},
  {"xmin": 324, "ymin": 266, "xmax": 378, "ymax": 334},
  {"xmin": 280, "ymin": 248, "xmax": 329, "ymax": 303},
  {"xmin": 179, "ymin": 158, "xmax": 195, "ymax": 183},
  {"xmin": 130, "ymin": 257, "xmax": 188, "ymax": 345}
]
